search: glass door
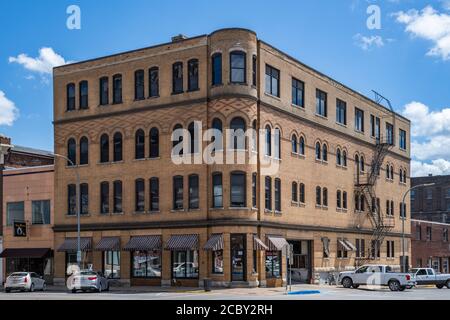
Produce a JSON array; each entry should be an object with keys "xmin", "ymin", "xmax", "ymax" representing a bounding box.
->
[{"xmin": 230, "ymin": 234, "xmax": 246, "ymax": 281}]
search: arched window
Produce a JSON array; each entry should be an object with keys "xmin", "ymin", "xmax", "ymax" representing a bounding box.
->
[
  {"xmin": 316, "ymin": 186, "xmax": 321, "ymax": 205},
  {"xmin": 251, "ymin": 120, "xmax": 257, "ymax": 152},
  {"xmin": 79, "ymin": 136, "xmax": 89, "ymax": 165},
  {"xmin": 149, "ymin": 67, "xmax": 159, "ymax": 97},
  {"xmin": 360, "ymin": 156, "xmax": 365, "ymax": 172},
  {"xmin": 172, "ymin": 62, "xmax": 183, "ymax": 94},
  {"xmin": 135, "ymin": 70, "xmax": 145, "ymax": 100},
  {"xmin": 274, "ymin": 178, "xmax": 281, "ymax": 211},
  {"xmin": 230, "ymin": 171, "xmax": 246, "ymax": 207},
  {"xmin": 135, "ymin": 179, "xmax": 145, "ymax": 212},
  {"xmin": 230, "ymin": 51, "xmax": 246, "ymax": 84},
  {"xmin": 399, "ymin": 169, "xmax": 403, "ymax": 183},
  {"xmin": 172, "ymin": 124, "xmax": 183, "ymax": 156},
  {"xmin": 343, "ymin": 191, "xmax": 347, "ymax": 209},
  {"xmin": 360, "ymin": 195, "xmax": 365, "ymax": 211},
  {"xmin": 67, "ymin": 138, "xmax": 76, "ymax": 166},
  {"xmin": 67, "ymin": 83, "xmax": 75, "ymax": 111},
  {"xmin": 100, "ymin": 182, "xmax": 109, "ymax": 214},
  {"xmin": 79, "ymin": 80, "xmax": 88, "ymax": 109},
  {"xmin": 113, "ymin": 132, "xmax": 123, "ymax": 162},
  {"xmin": 212, "ymin": 118, "xmax": 223, "ymax": 151},
  {"xmin": 188, "ymin": 122, "xmax": 199, "ymax": 154},
  {"xmin": 315, "ymin": 142, "xmax": 321, "ymax": 160},
  {"xmin": 135, "ymin": 129, "xmax": 145, "ymax": 159},
  {"xmin": 188, "ymin": 59, "xmax": 199, "ymax": 91},
  {"xmin": 188, "ymin": 174, "xmax": 199, "ymax": 209},
  {"xmin": 323, "ymin": 188, "xmax": 328, "ymax": 207},
  {"xmin": 173, "ymin": 176, "xmax": 184, "ymax": 210},
  {"xmin": 355, "ymin": 193, "xmax": 360, "ymax": 211},
  {"xmin": 342, "ymin": 150, "xmax": 347, "ymax": 167},
  {"xmin": 211, "ymin": 53, "xmax": 222, "ymax": 85},
  {"xmin": 292, "ymin": 182, "xmax": 298, "ymax": 202},
  {"xmin": 391, "ymin": 200, "xmax": 394, "ymax": 216},
  {"xmin": 337, "ymin": 190, "xmax": 342, "ymax": 208},
  {"xmin": 265, "ymin": 176, "xmax": 272, "ymax": 210},
  {"xmin": 274, "ymin": 128, "xmax": 281, "ymax": 159},
  {"xmin": 322, "ymin": 144, "xmax": 328, "ymax": 162},
  {"xmin": 113, "ymin": 180, "xmax": 122, "ymax": 213},
  {"xmin": 386, "ymin": 164, "xmax": 390, "ymax": 179},
  {"xmin": 112, "ymin": 74, "xmax": 122, "ymax": 104},
  {"xmin": 149, "ymin": 127, "xmax": 159, "ymax": 158},
  {"xmin": 299, "ymin": 183, "xmax": 305, "ymax": 203},
  {"xmin": 265, "ymin": 125, "xmax": 272, "ymax": 156},
  {"xmin": 100, "ymin": 134, "xmax": 109, "ymax": 163},
  {"xmin": 150, "ymin": 177, "xmax": 159, "ymax": 211},
  {"xmin": 390, "ymin": 166, "xmax": 394, "ymax": 181},
  {"xmin": 355, "ymin": 155, "xmax": 360, "ymax": 174},
  {"xmin": 299, "ymin": 136, "xmax": 305, "ymax": 156},
  {"xmin": 292, "ymin": 135, "xmax": 298, "ymax": 153},
  {"xmin": 336, "ymin": 148, "xmax": 342, "ymax": 166},
  {"xmin": 230, "ymin": 117, "xmax": 246, "ymax": 150}
]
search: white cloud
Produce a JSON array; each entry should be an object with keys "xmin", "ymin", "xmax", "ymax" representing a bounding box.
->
[
  {"xmin": 442, "ymin": 0, "xmax": 450, "ymax": 11},
  {"xmin": 0, "ymin": 91, "xmax": 19, "ymax": 126},
  {"xmin": 8, "ymin": 47, "xmax": 71, "ymax": 74},
  {"xmin": 402, "ymin": 101, "xmax": 450, "ymax": 137},
  {"xmin": 394, "ymin": 6, "xmax": 450, "ymax": 60},
  {"xmin": 411, "ymin": 159, "xmax": 450, "ymax": 177},
  {"xmin": 354, "ymin": 34, "xmax": 385, "ymax": 50},
  {"xmin": 411, "ymin": 136, "xmax": 450, "ymax": 161}
]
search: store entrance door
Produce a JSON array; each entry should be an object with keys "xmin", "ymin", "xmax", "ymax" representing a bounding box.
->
[
  {"xmin": 288, "ymin": 240, "xmax": 312, "ymax": 283},
  {"xmin": 230, "ymin": 234, "xmax": 246, "ymax": 282}
]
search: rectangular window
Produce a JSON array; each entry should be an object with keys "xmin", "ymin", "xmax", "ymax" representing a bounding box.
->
[
  {"xmin": 316, "ymin": 89, "xmax": 327, "ymax": 117},
  {"xmin": 132, "ymin": 250, "xmax": 161, "ymax": 278},
  {"xmin": 386, "ymin": 241, "xmax": 395, "ymax": 258},
  {"xmin": 336, "ymin": 99, "xmax": 347, "ymax": 125},
  {"xmin": 67, "ymin": 184, "xmax": 76, "ymax": 216},
  {"xmin": 188, "ymin": 59, "xmax": 199, "ymax": 91},
  {"xmin": 292, "ymin": 78, "xmax": 304, "ymax": 108},
  {"xmin": 416, "ymin": 225, "xmax": 422, "ymax": 240},
  {"xmin": 6, "ymin": 202, "xmax": 24, "ymax": 226},
  {"xmin": 103, "ymin": 251, "xmax": 120, "ymax": 279},
  {"xmin": 31, "ymin": 200, "xmax": 51, "ymax": 225},
  {"xmin": 252, "ymin": 55, "xmax": 257, "ymax": 86},
  {"xmin": 399, "ymin": 129, "xmax": 407, "ymax": 150},
  {"xmin": 149, "ymin": 67, "xmax": 159, "ymax": 97},
  {"xmin": 265, "ymin": 177, "xmax": 272, "ymax": 210},
  {"xmin": 173, "ymin": 176, "xmax": 183, "ymax": 210},
  {"xmin": 274, "ymin": 178, "xmax": 281, "ymax": 212},
  {"xmin": 230, "ymin": 172, "xmax": 246, "ymax": 207},
  {"xmin": 79, "ymin": 81, "xmax": 88, "ymax": 109},
  {"xmin": 212, "ymin": 54, "xmax": 222, "ymax": 86},
  {"xmin": 265, "ymin": 65, "xmax": 280, "ymax": 97},
  {"xmin": 212, "ymin": 173, "xmax": 223, "ymax": 208},
  {"xmin": 100, "ymin": 182, "xmax": 109, "ymax": 214},
  {"xmin": 172, "ymin": 250, "xmax": 199, "ymax": 279},
  {"xmin": 135, "ymin": 70, "xmax": 145, "ymax": 100},
  {"xmin": 172, "ymin": 62, "xmax": 183, "ymax": 94},
  {"xmin": 265, "ymin": 251, "xmax": 281, "ymax": 278},
  {"xmin": 230, "ymin": 51, "xmax": 246, "ymax": 84},
  {"xmin": 188, "ymin": 175, "xmax": 199, "ymax": 209},
  {"xmin": 444, "ymin": 228, "xmax": 449, "ymax": 242},
  {"xmin": 112, "ymin": 74, "xmax": 122, "ymax": 104},
  {"xmin": 356, "ymin": 239, "xmax": 366, "ymax": 258},
  {"xmin": 337, "ymin": 240, "xmax": 348, "ymax": 259},
  {"xmin": 99, "ymin": 77, "xmax": 109, "ymax": 105},
  {"xmin": 212, "ymin": 250, "xmax": 224, "ymax": 274},
  {"xmin": 355, "ymin": 108, "xmax": 364, "ymax": 132},
  {"xmin": 113, "ymin": 181, "xmax": 122, "ymax": 213},
  {"xmin": 135, "ymin": 179, "xmax": 145, "ymax": 212},
  {"xmin": 252, "ymin": 173, "xmax": 257, "ymax": 208},
  {"xmin": 370, "ymin": 115, "xmax": 381, "ymax": 139},
  {"xmin": 386, "ymin": 122, "xmax": 394, "ymax": 145},
  {"xmin": 80, "ymin": 183, "xmax": 89, "ymax": 215},
  {"xmin": 150, "ymin": 178, "xmax": 159, "ymax": 211},
  {"xmin": 67, "ymin": 84, "xmax": 75, "ymax": 111},
  {"xmin": 426, "ymin": 226, "xmax": 432, "ymax": 241}
]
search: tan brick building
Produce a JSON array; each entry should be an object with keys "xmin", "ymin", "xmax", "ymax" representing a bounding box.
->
[{"xmin": 52, "ymin": 28, "xmax": 411, "ymax": 287}]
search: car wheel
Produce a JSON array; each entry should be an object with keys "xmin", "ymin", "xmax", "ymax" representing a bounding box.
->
[
  {"xmin": 352, "ymin": 284, "xmax": 360, "ymax": 289},
  {"xmin": 5, "ymin": 288, "xmax": 10, "ymax": 293},
  {"xmin": 446, "ymin": 280, "xmax": 450, "ymax": 289},
  {"xmin": 342, "ymin": 277, "xmax": 353, "ymax": 289},
  {"xmin": 388, "ymin": 280, "xmax": 400, "ymax": 292},
  {"xmin": 29, "ymin": 284, "xmax": 35, "ymax": 292},
  {"xmin": 399, "ymin": 286, "xmax": 406, "ymax": 291},
  {"xmin": 71, "ymin": 289, "xmax": 77, "ymax": 293},
  {"xmin": 436, "ymin": 284, "xmax": 444, "ymax": 289}
]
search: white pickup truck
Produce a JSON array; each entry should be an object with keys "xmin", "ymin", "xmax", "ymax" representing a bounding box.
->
[
  {"xmin": 409, "ymin": 268, "xmax": 450, "ymax": 289},
  {"xmin": 338, "ymin": 265, "xmax": 416, "ymax": 291}
]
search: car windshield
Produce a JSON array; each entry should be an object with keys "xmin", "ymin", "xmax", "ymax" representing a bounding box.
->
[
  {"xmin": 10, "ymin": 272, "xmax": 28, "ymax": 277},
  {"xmin": 410, "ymin": 268, "xmax": 418, "ymax": 273}
]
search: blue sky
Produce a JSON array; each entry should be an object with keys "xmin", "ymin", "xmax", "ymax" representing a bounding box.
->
[{"xmin": 0, "ymin": 0, "xmax": 449, "ymax": 176}]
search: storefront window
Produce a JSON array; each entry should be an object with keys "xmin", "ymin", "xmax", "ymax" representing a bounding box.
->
[
  {"xmin": 231, "ymin": 234, "xmax": 246, "ymax": 281},
  {"xmin": 172, "ymin": 250, "xmax": 199, "ymax": 279},
  {"xmin": 6, "ymin": 202, "xmax": 24, "ymax": 226},
  {"xmin": 132, "ymin": 250, "xmax": 161, "ymax": 278},
  {"xmin": 6, "ymin": 257, "xmax": 50, "ymax": 276},
  {"xmin": 266, "ymin": 251, "xmax": 281, "ymax": 278},
  {"xmin": 32, "ymin": 200, "xmax": 51, "ymax": 225},
  {"xmin": 103, "ymin": 251, "xmax": 121, "ymax": 279},
  {"xmin": 66, "ymin": 252, "xmax": 92, "ymax": 275},
  {"xmin": 212, "ymin": 250, "xmax": 224, "ymax": 274}
]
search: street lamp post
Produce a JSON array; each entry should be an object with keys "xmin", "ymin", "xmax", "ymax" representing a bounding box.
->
[
  {"xmin": 401, "ymin": 182, "xmax": 435, "ymax": 272},
  {"xmin": 54, "ymin": 153, "xmax": 81, "ymax": 269}
]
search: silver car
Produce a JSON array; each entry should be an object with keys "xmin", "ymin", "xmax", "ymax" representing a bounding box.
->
[
  {"xmin": 70, "ymin": 270, "xmax": 109, "ymax": 293},
  {"xmin": 4, "ymin": 272, "xmax": 46, "ymax": 293}
]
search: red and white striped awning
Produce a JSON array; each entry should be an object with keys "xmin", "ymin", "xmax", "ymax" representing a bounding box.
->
[
  {"xmin": 203, "ymin": 234, "xmax": 224, "ymax": 251},
  {"xmin": 123, "ymin": 235, "xmax": 162, "ymax": 251},
  {"xmin": 266, "ymin": 236, "xmax": 288, "ymax": 251},
  {"xmin": 253, "ymin": 236, "xmax": 269, "ymax": 251},
  {"xmin": 165, "ymin": 234, "xmax": 199, "ymax": 250}
]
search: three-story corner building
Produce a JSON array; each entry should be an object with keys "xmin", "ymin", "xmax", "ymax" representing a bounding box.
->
[{"xmin": 52, "ymin": 28, "xmax": 411, "ymax": 288}]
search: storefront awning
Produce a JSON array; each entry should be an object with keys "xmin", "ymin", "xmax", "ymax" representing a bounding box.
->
[
  {"xmin": 0, "ymin": 248, "xmax": 52, "ymax": 258},
  {"xmin": 57, "ymin": 238, "xmax": 92, "ymax": 252},
  {"xmin": 94, "ymin": 237, "xmax": 121, "ymax": 251},
  {"xmin": 253, "ymin": 236, "xmax": 269, "ymax": 251},
  {"xmin": 123, "ymin": 235, "xmax": 162, "ymax": 251},
  {"xmin": 203, "ymin": 234, "xmax": 223, "ymax": 251},
  {"xmin": 343, "ymin": 239, "xmax": 357, "ymax": 251},
  {"xmin": 266, "ymin": 236, "xmax": 289, "ymax": 251},
  {"xmin": 322, "ymin": 237, "xmax": 330, "ymax": 256},
  {"xmin": 338, "ymin": 239, "xmax": 353, "ymax": 251},
  {"xmin": 166, "ymin": 234, "xmax": 199, "ymax": 250}
]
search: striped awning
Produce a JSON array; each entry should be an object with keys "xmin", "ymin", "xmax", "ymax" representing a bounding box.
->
[
  {"xmin": 343, "ymin": 239, "xmax": 357, "ymax": 251},
  {"xmin": 266, "ymin": 236, "xmax": 289, "ymax": 251},
  {"xmin": 253, "ymin": 236, "xmax": 269, "ymax": 251},
  {"xmin": 123, "ymin": 235, "xmax": 162, "ymax": 251},
  {"xmin": 338, "ymin": 239, "xmax": 353, "ymax": 251},
  {"xmin": 203, "ymin": 234, "xmax": 224, "ymax": 251},
  {"xmin": 166, "ymin": 234, "xmax": 199, "ymax": 250},
  {"xmin": 94, "ymin": 237, "xmax": 121, "ymax": 251},
  {"xmin": 322, "ymin": 237, "xmax": 330, "ymax": 256},
  {"xmin": 57, "ymin": 238, "xmax": 92, "ymax": 252}
]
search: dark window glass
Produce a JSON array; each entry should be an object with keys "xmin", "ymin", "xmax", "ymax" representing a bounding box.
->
[
  {"xmin": 135, "ymin": 179, "xmax": 145, "ymax": 212},
  {"xmin": 337, "ymin": 190, "xmax": 342, "ymax": 208},
  {"xmin": 292, "ymin": 78, "xmax": 304, "ymax": 107},
  {"xmin": 149, "ymin": 67, "xmax": 159, "ymax": 97},
  {"xmin": 265, "ymin": 176, "xmax": 272, "ymax": 210},
  {"xmin": 100, "ymin": 134, "xmax": 109, "ymax": 163},
  {"xmin": 67, "ymin": 83, "xmax": 75, "ymax": 111},
  {"xmin": 299, "ymin": 183, "xmax": 305, "ymax": 203},
  {"xmin": 99, "ymin": 77, "xmax": 109, "ymax": 105},
  {"xmin": 172, "ymin": 62, "xmax": 183, "ymax": 93},
  {"xmin": 336, "ymin": 148, "xmax": 342, "ymax": 165},
  {"xmin": 315, "ymin": 142, "xmax": 321, "ymax": 160},
  {"xmin": 149, "ymin": 127, "xmax": 159, "ymax": 158},
  {"xmin": 67, "ymin": 185, "xmax": 76, "ymax": 216},
  {"xmin": 323, "ymin": 188, "xmax": 328, "ymax": 207},
  {"xmin": 172, "ymin": 250, "xmax": 199, "ymax": 279},
  {"xmin": 189, "ymin": 174, "xmax": 199, "ymax": 209},
  {"xmin": 266, "ymin": 251, "xmax": 281, "ymax": 278},
  {"xmin": 252, "ymin": 55, "xmax": 257, "ymax": 86},
  {"xmin": 274, "ymin": 178, "xmax": 281, "ymax": 211},
  {"xmin": 103, "ymin": 251, "xmax": 120, "ymax": 279},
  {"xmin": 370, "ymin": 115, "xmax": 381, "ymax": 139},
  {"xmin": 230, "ymin": 117, "xmax": 246, "ymax": 150},
  {"xmin": 173, "ymin": 176, "xmax": 183, "ymax": 210},
  {"xmin": 230, "ymin": 172, "xmax": 246, "ymax": 207},
  {"xmin": 113, "ymin": 132, "xmax": 123, "ymax": 162},
  {"xmin": 336, "ymin": 99, "xmax": 347, "ymax": 125},
  {"xmin": 299, "ymin": 136, "xmax": 305, "ymax": 155},
  {"xmin": 292, "ymin": 135, "xmax": 298, "ymax": 153},
  {"xmin": 100, "ymin": 182, "xmax": 109, "ymax": 214},
  {"xmin": 212, "ymin": 53, "xmax": 222, "ymax": 86},
  {"xmin": 188, "ymin": 122, "xmax": 199, "ymax": 154},
  {"xmin": 172, "ymin": 124, "xmax": 183, "ymax": 156},
  {"xmin": 230, "ymin": 51, "xmax": 246, "ymax": 83},
  {"xmin": 150, "ymin": 177, "xmax": 159, "ymax": 211},
  {"xmin": 265, "ymin": 125, "xmax": 271, "ymax": 156},
  {"xmin": 113, "ymin": 181, "xmax": 122, "ymax": 213},
  {"xmin": 212, "ymin": 173, "xmax": 223, "ymax": 208},
  {"xmin": 212, "ymin": 118, "xmax": 223, "ymax": 151},
  {"xmin": 79, "ymin": 81, "xmax": 88, "ymax": 109},
  {"xmin": 316, "ymin": 186, "xmax": 321, "ymax": 205},
  {"xmin": 80, "ymin": 183, "xmax": 89, "ymax": 215},
  {"xmin": 342, "ymin": 150, "xmax": 347, "ymax": 167},
  {"xmin": 265, "ymin": 65, "xmax": 280, "ymax": 97},
  {"xmin": 274, "ymin": 128, "xmax": 281, "ymax": 159},
  {"xmin": 343, "ymin": 191, "xmax": 347, "ymax": 209},
  {"xmin": 134, "ymin": 70, "xmax": 145, "ymax": 100},
  {"xmin": 135, "ymin": 129, "xmax": 145, "ymax": 159},
  {"xmin": 67, "ymin": 138, "xmax": 76, "ymax": 166},
  {"xmin": 316, "ymin": 89, "xmax": 327, "ymax": 117},
  {"xmin": 132, "ymin": 250, "xmax": 161, "ymax": 278},
  {"xmin": 322, "ymin": 144, "xmax": 328, "ymax": 162},
  {"xmin": 31, "ymin": 200, "xmax": 51, "ymax": 225},
  {"xmin": 386, "ymin": 122, "xmax": 394, "ymax": 145},
  {"xmin": 252, "ymin": 173, "xmax": 257, "ymax": 208},
  {"xmin": 79, "ymin": 136, "xmax": 89, "ymax": 165},
  {"xmin": 399, "ymin": 129, "xmax": 407, "ymax": 150},
  {"xmin": 355, "ymin": 108, "xmax": 364, "ymax": 132},
  {"xmin": 112, "ymin": 74, "xmax": 122, "ymax": 104},
  {"xmin": 188, "ymin": 59, "xmax": 199, "ymax": 91},
  {"xmin": 292, "ymin": 182, "xmax": 298, "ymax": 202}
]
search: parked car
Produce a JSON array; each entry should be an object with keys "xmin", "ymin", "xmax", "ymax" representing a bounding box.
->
[
  {"xmin": 410, "ymin": 268, "xmax": 450, "ymax": 289},
  {"xmin": 338, "ymin": 264, "xmax": 416, "ymax": 291},
  {"xmin": 4, "ymin": 272, "xmax": 46, "ymax": 293},
  {"xmin": 70, "ymin": 270, "xmax": 109, "ymax": 293}
]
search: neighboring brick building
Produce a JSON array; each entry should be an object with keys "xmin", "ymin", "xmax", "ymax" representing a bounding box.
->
[
  {"xmin": 411, "ymin": 219, "xmax": 450, "ymax": 273},
  {"xmin": 52, "ymin": 28, "xmax": 411, "ymax": 287},
  {"xmin": 411, "ymin": 175, "xmax": 450, "ymax": 224}
]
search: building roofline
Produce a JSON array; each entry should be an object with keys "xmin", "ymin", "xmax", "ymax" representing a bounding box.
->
[{"xmin": 411, "ymin": 219, "xmax": 450, "ymax": 227}]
